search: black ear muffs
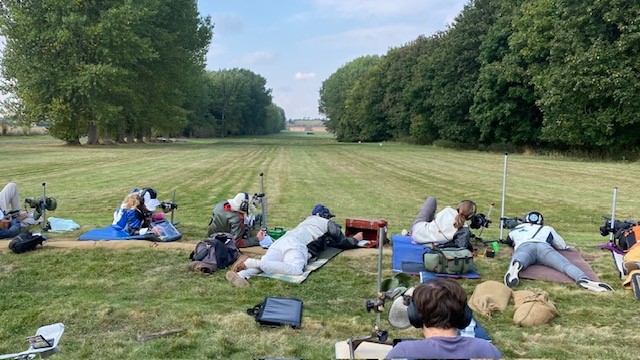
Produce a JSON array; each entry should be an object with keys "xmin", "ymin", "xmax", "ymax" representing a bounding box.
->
[
  {"xmin": 138, "ymin": 188, "xmax": 148, "ymax": 206},
  {"xmin": 407, "ymin": 297, "xmax": 473, "ymax": 329},
  {"xmin": 239, "ymin": 192, "xmax": 249, "ymax": 213},
  {"xmin": 407, "ymin": 297, "xmax": 423, "ymax": 329}
]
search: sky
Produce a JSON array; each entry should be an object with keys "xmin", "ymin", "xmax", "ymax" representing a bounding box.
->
[{"xmin": 0, "ymin": 0, "xmax": 470, "ymax": 120}]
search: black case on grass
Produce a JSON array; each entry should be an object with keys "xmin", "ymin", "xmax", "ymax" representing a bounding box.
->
[{"xmin": 247, "ymin": 297, "xmax": 303, "ymax": 329}]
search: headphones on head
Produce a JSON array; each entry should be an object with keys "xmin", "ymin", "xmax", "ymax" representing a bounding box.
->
[
  {"xmin": 138, "ymin": 188, "xmax": 149, "ymax": 205},
  {"xmin": 239, "ymin": 192, "xmax": 250, "ymax": 213},
  {"xmin": 525, "ymin": 211, "xmax": 544, "ymax": 225},
  {"xmin": 457, "ymin": 200, "xmax": 477, "ymax": 220},
  {"xmin": 406, "ymin": 280, "xmax": 473, "ymax": 330}
]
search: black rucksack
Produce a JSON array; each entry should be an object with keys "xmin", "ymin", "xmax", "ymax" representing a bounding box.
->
[
  {"xmin": 8, "ymin": 230, "xmax": 47, "ymax": 254},
  {"xmin": 189, "ymin": 232, "xmax": 239, "ymax": 271}
]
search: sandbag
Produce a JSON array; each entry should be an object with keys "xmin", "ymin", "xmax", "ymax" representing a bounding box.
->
[
  {"xmin": 512, "ymin": 289, "xmax": 558, "ymax": 327},
  {"xmin": 468, "ymin": 280, "xmax": 512, "ymax": 317}
]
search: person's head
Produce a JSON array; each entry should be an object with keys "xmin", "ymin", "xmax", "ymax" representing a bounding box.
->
[
  {"xmin": 454, "ymin": 200, "xmax": 477, "ymax": 228},
  {"xmin": 524, "ymin": 211, "xmax": 544, "ymax": 225},
  {"xmin": 408, "ymin": 278, "xmax": 472, "ymax": 330},
  {"xmin": 311, "ymin": 204, "xmax": 335, "ymax": 219},
  {"xmin": 228, "ymin": 192, "xmax": 253, "ymax": 213},
  {"xmin": 122, "ymin": 193, "xmax": 140, "ymax": 210},
  {"xmin": 139, "ymin": 188, "xmax": 161, "ymax": 212}
]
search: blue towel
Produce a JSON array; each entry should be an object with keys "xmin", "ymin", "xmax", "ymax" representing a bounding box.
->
[{"xmin": 47, "ymin": 217, "xmax": 80, "ymax": 232}]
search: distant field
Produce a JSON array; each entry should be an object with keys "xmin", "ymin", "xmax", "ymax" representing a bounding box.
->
[{"xmin": 1, "ymin": 134, "xmax": 639, "ymax": 359}]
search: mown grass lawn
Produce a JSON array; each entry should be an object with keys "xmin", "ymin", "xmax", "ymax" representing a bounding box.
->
[{"xmin": 1, "ymin": 133, "xmax": 639, "ymax": 359}]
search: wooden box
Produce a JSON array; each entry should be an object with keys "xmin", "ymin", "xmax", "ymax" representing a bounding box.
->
[{"xmin": 345, "ymin": 218, "xmax": 388, "ymax": 247}]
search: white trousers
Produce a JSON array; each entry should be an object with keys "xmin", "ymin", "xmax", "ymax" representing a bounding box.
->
[
  {"xmin": 238, "ymin": 235, "xmax": 309, "ymax": 279},
  {"xmin": 0, "ymin": 183, "xmax": 21, "ymax": 213}
]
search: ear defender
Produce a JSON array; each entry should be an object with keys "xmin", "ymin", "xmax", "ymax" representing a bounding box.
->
[
  {"xmin": 240, "ymin": 192, "xmax": 250, "ymax": 213},
  {"xmin": 525, "ymin": 211, "xmax": 544, "ymax": 225},
  {"xmin": 407, "ymin": 296, "xmax": 473, "ymax": 329},
  {"xmin": 407, "ymin": 297, "xmax": 423, "ymax": 329},
  {"xmin": 138, "ymin": 188, "xmax": 148, "ymax": 205}
]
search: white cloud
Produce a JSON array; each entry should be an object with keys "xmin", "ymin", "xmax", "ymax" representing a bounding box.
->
[
  {"xmin": 306, "ymin": 24, "xmax": 427, "ymax": 54},
  {"xmin": 294, "ymin": 72, "xmax": 315, "ymax": 80},
  {"xmin": 312, "ymin": 0, "xmax": 437, "ymax": 19},
  {"xmin": 240, "ymin": 51, "xmax": 278, "ymax": 66}
]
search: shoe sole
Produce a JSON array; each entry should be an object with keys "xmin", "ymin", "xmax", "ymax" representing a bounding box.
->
[
  {"xmin": 504, "ymin": 262, "xmax": 521, "ymax": 288},
  {"xmin": 578, "ymin": 279, "xmax": 613, "ymax": 292},
  {"xmin": 226, "ymin": 271, "xmax": 249, "ymax": 287}
]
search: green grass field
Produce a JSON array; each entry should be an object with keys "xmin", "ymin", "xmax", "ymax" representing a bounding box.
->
[{"xmin": 1, "ymin": 134, "xmax": 639, "ymax": 359}]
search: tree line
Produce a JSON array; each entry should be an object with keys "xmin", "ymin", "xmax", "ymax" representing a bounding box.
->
[
  {"xmin": 0, "ymin": 0, "xmax": 284, "ymax": 145},
  {"xmin": 319, "ymin": 0, "xmax": 640, "ymax": 154}
]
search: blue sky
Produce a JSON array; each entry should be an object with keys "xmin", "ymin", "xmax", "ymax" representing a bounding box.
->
[{"xmin": 0, "ymin": 0, "xmax": 470, "ymax": 119}]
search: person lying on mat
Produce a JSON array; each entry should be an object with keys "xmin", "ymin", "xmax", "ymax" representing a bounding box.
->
[
  {"xmin": 411, "ymin": 196, "xmax": 477, "ymax": 250},
  {"xmin": 386, "ymin": 278, "xmax": 502, "ymax": 359},
  {"xmin": 0, "ymin": 182, "xmax": 29, "ymax": 239},
  {"xmin": 112, "ymin": 188, "xmax": 163, "ymax": 236},
  {"xmin": 503, "ymin": 211, "xmax": 613, "ymax": 292},
  {"xmin": 207, "ymin": 192, "xmax": 267, "ymax": 248},
  {"xmin": 225, "ymin": 204, "xmax": 363, "ymax": 287}
]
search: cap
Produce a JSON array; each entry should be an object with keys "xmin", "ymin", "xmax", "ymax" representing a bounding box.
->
[
  {"xmin": 141, "ymin": 188, "xmax": 161, "ymax": 212},
  {"xmin": 311, "ymin": 204, "xmax": 335, "ymax": 219},
  {"xmin": 228, "ymin": 192, "xmax": 253, "ymax": 213}
]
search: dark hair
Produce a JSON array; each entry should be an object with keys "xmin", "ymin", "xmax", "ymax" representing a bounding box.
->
[{"xmin": 412, "ymin": 278, "xmax": 468, "ymax": 329}]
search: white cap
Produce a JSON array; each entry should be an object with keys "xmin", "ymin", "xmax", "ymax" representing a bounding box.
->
[
  {"xmin": 227, "ymin": 192, "xmax": 254, "ymax": 213},
  {"xmin": 141, "ymin": 189, "xmax": 161, "ymax": 212}
]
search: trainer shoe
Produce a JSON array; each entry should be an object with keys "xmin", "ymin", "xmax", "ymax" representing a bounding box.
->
[
  {"xmin": 504, "ymin": 261, "xmax": 523, "ymax": 288},
  {"xmin": 225, "ymin": 271, "xmax": 249, "ymax": 287},
  {"xmin": 623, "ymin": 261, "xmax": 639, "ymax": 276},
  {"xmin": 231, "ymin": 255, "xmax": 248, "ymax": 272},
  {"xmin": 577, "ymin": 279, "xmax": 614, "ymax": 292}
]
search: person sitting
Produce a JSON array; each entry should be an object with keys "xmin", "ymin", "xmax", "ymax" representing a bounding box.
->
[
  {"xmin": 207, "ymin": 192, "xmax": 266, "ymax": 247},
  {"xmin": 411, "ymin": 196, "xmax": 477, "ymax": 250},
  {"xmin": 112, "ymin": 188, "xmax": 162, "ymax": 236},
  {"xmin": 386, "ymin": 278, "xmax": 502, "ymax": 359},
  {"xmin": 0, "ymin": 183, "xmax": 27, "ymax": 239},
  {"xmin": 225, "ymin": 204, "xmax": 363, "ymax": 287},
  {"xmin": 503, "ymin": 211, "xmax": 613, "ymax": 292}
]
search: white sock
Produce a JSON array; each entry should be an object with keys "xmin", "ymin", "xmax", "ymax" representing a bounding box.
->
[{"xmin": 245, "ymin": 258, "xmax": 260, "ymax": 269}]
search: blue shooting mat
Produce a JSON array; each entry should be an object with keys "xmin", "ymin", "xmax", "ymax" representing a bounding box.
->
[
  {"xmin": 392, "ymin": 234, "xmax": 481, "ymax": 278},
  {"xmin": 78, "ymin": 221, "xmax": 181, "ymax": 242},
  {"xmin": 391, "ymin": 234, "xmax": 431, "ymax": 274}
]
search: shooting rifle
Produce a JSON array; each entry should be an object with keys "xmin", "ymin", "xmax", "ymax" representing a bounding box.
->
[{"xmin": 2, "ymin": 209, "xmax": 20, "ymax": 221}]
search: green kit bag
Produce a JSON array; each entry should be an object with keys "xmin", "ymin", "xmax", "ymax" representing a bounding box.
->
[{"xmin": 423, "ymin": 247, "xmax": 475, "ymax": 274}]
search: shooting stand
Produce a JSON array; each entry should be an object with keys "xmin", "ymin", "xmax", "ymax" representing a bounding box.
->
[{"xmin": 342, "ymin": 220, "xmax": 394, "ymax": 359}]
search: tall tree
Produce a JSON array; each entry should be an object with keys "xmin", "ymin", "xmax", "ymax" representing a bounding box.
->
[
  {"xmin": 0, "ymin": 0, "xmax": 212, "ymax": 144},
  {"xmin": 470, "ymin": 0, "xmax": 543, "ymax": 146},
  {"xmin": 318, "ymin": 55, "xmax": 381, "ymax": 134},
  {"xmin": 511, "ymin": 0, "xmax": 640, "ymax": 151}
]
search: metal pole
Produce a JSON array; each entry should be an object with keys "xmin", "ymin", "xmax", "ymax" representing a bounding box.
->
[
  {"xmin": 375, "ymin": 226, "xmax": 386, "ymax": 329},
  {"xmin": 171, "ymin": 189, "xmax": 176, "ymax": 224},
  {"xmin": 609, "ymin": 187, "xmax": 618, "ymax": 243},
  {"xmin": 499, "ymin": 153, "xmax": 508, "ymax": 241},
  {"xmin": 41, "ymin": 182, "xmax": 48, "ymax": 231},
  {"xmin": 259, "ymin": 172, "xmax": 267, "ymax": 230}
]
